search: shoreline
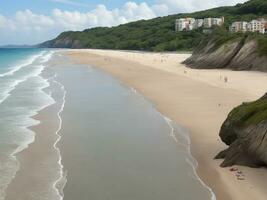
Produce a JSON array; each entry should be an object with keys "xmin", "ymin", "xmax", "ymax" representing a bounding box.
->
[
  {"xmin": 67, "ymin": 49, "xmax": 267, "ymax": 200},
  {"xmin": 130, "ymin": 86, "xmax": 216, "ymax": 199},
  {"xmin": 52, "ymin": 76, "xmax": 67, "ymax": 200},
  {"xmin": 162, "ymin": 115, "xmax": 217, "ymax": 200},
  {"xmin": 4, "ymin": 53, "xmax": 65, "ymax": 200}
]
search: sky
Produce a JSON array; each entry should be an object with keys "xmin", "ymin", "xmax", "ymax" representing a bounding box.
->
[{"xmin": 0, "ymin": 0, "xmax": 247, "ymax": 45}]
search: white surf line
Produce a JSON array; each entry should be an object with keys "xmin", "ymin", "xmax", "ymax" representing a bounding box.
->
[
  {"xmin": 0, "ymin": 50, "xmax": 51, "ymax": 106},
  {"xmin": 4, "ymin": 64, "xmax": 56, "ymax": 200},
  {"xmin": 41, "ymin": 51, "xmax": 54, "ymax": 63},
  {"xmin": 129, "ymin": 86, "xmax": 216, "ymax": 200},
  {"xmin": 165, "ymin": 117, "xmax": 216, "ymax": 200},
  {"xmin": 129, "ymin": 86, "xmax": 178, "ymax": 143},
  {"xmin": 0, "ymin": 65, "xmax": 45, "ymax": 105},
  {"xmin": 0, "ymin": 51, "xmax": 45, "ymax": 78},
  {"xmin": 163, "ymin": 117, "xmax": 179, "ymax": 143},
  {"xmin": 1, "ymin": 51, "xmax": 57, "ymax": 200},
  {"xmin": 10, "ymin": 67, "xmax": 55, "ymax": 156},
  {"xmin": 184, "ymin": 139, "xmax": 217, "ymax": 200},
  {"xmin": 52, "ymin": 74, "xmax": 67, "ymax": 200},
  {"xmin": 162, "ymin": 115, "xmax": 216, "ymax": 200},
  {"xmin": 164, "ymin": 116, "xmax": 216, "ymax": 200},
  {"xmin": 188, "ymin": 158, "xmax": 217, "ymax": 200}
]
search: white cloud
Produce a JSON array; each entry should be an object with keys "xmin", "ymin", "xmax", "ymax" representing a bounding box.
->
[
  {"xmin": 151, "ymin": 4, "xmax": 169, "ymax": 16},
  {"xmin": 15, "ymin": 9, "xmax": 54, "ymax": 31},
  {"xmin": 121, "ymin": 2, "xmax": 156, "ymax": 20},
  {"xmin": 0, "ymin": 0, "xmax": 246, "ymax": 45},
  {"xmin": 0, "ymin": 15, "xmax": 6, "ymax": 28},
  {"xmin": 0, "ymin": 2, "xmax": 157, "ymax": 45},
  {"xmin": 50, "ymin": 2, "xmax": 155, "ymax": 30}
]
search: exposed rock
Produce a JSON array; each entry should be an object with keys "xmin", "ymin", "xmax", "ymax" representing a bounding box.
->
[
  {"xmin": 228, "ymin": 40, "xmax": 267, "ymax": 71},
  {"xmin": 215, "ymin": 94, "xmax": 267, "ymax": 167},
  {"xmin": 184, "ymin": 37, "xmax": 267, "ymax": 72},
  {"xmin": 40, "ymin": 36, "xmax": 83, "ymax": 49},
  {"xmin": 184, "ymin": 38, "xmax": 244, "ymax": 69}
]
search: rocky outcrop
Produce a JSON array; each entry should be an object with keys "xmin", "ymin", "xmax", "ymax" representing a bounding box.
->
[
  {"xmin": 184, "ymin": 37, "xmax": 267, "ymax": 72},
  {"xmin": 228, "ymin": 40, "xmax": 267, "ymax": 71},
  {"xmin": 215, "ymin": 94, "xmax": 267, "ymax": 167},
  {"xmin": 40, "ymin": 36, "xmax": 83, "ymax": 49}
]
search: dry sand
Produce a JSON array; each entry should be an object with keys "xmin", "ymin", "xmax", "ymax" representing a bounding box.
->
[{"xmin": 67, "ymin": 49, "xmax": 267, "ymax": 200}]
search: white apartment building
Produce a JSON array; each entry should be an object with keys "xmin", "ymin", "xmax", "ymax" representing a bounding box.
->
[
  {"xmin": 229, "ymin": 21, "xmax": 248, "ymax": 32},
  {"xmin": 203, "ymin": 18, "xmax": 212, "ymax": 28},
  {"xmin": 247, "ymin": 20, "xmax": 265, "ymax": 34},
  {"xmin": 175, "ymin": 18, "xmax": 195, "ymax": 31},
  {"xmin": 229, "ymin": 19, "xmax": 266, "ymax": 34},
  {"xmin": 212, "ymin": 17, "xmax": 224, "ymax": 26},
  {"xmin": 175, "ymin": 17, "xmax": 224, "ymax": 31},
  {"xmin": 193, "ymin": 19, "xmax": 204, "ymax": 29},
  {"xmin": 253, "ymin": 18, "xmax": 266, "ymax": 33},
  {"xmin": 204, "ymin": 17, "xmax": 224, "ymax": 28}
]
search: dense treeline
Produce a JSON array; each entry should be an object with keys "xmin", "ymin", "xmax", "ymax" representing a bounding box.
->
[{"xmin": 40, "ymin": 0, "xmax": 267, "ymax": 52}]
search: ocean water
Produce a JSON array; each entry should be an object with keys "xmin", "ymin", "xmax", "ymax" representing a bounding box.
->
[
  {"xmin": 0, "ymin": 48, "xmax": 56, "ymax": 199},
  {"xmin": 0, "ymin": 49, "xmax": 215, "ymax": 200}
]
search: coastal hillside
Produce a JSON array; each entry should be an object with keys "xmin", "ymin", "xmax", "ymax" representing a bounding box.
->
[
  {"xmin": 183, "ymin": 31, "xmax": 267, "ymax": 71},
  {"xmin": 40, "ymin": 0, "xmax": 267, "ymax": 52}
]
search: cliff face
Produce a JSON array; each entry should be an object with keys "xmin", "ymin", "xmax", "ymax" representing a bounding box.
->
[
  {"xmin": 215, "ymin": 94, "xmax": 267, "ymax": 167},
  {"xmin": 40, "ymin": 37, "xmax": 83, "ymax": 49},
  {"xmin": 184, "ymin": 37, "xmax": 267, "ymax": 72}
]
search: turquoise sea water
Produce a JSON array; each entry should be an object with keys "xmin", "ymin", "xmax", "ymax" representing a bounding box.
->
[{"xmin": 0, "ymin": 48, "xmax": 55, "ymax": 200}]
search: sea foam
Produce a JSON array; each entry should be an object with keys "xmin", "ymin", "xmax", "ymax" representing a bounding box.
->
[
  {"xmin": 0, "ymin": 50, "xmax": 57, "ymax": 200},
  {"xmin": 52, "ymin": 75, "xmax": 67, "ymax": 200},
  {"xmin": 0, "ymin": 51, "xmax": 45, "ymax": 78}
]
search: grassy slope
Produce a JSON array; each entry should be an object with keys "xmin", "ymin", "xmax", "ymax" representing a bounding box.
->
[
  {"xmin": 257, "ymin": 36, "xmax": 267, "ymax": 55},
  {"xmin": 43, "ymin": 0, "xmax": 267, "ymax": 52},
  {"xmin": 228, "ymin": 95, "xmax": 267, "ymax": 128}
]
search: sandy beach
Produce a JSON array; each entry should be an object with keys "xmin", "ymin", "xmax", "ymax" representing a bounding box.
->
[{"xmin": 67, "ymin": 49, "xmax": 267, "ymax": 200}]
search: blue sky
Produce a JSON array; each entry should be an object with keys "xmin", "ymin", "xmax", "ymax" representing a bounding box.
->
[
  {"xmin": 0, "ymin": 0, "xmax": 154, "ymax": 16},
  {"xmin": 0, "ymin": 0, "xmax": 246, "ymax": 45}
]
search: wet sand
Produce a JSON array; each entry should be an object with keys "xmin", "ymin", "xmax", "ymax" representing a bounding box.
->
[
  {"xmin": 55, "ymin": 62, "xmax": 213, "ymax": 200},
  {"xmin": 67, "ymin": 49, "xmax": 267, "ymax": 200},
  {"xmin": 4, "ymin": 68, "xmax": 64, "ymax": 200},
  {"xmin": 5, "ymin": 99, "xmax": 60, "ymax": 200}
]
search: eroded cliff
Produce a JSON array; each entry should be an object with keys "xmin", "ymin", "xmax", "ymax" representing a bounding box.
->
[
  {"xmin": 184, "ymin": 36, "xmax": 267, "ymax": 72},
  {"xmin": 215, "ymin": 94, "xmax": 267, "ymax": 167}
]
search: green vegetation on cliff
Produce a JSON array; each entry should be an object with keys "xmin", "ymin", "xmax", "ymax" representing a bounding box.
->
[
  {"xmin": 228, "ymin": 95, "xmax": 267, "ymax": 128},
  {"xmin": 40, "ymin": 0, "xmax": 267, "ymax": 52},
  {"xmin": 215, "ymin": 94, "xmax": 267, "ymax": 168},
  {"xmin": 257, "ymin": 36, "xmax": 267, "ymax": 55},
  {"xmin": 194, "ymin": 28, "xmax": 267, "ymax": 56}
]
